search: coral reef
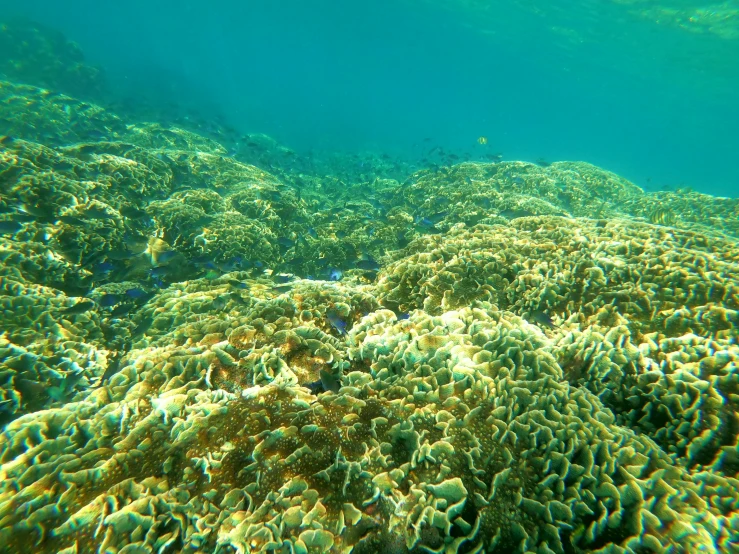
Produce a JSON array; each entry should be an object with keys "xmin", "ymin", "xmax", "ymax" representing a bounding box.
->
[
  {"xmin": 0, "ymin": 19, "xmax": 107, "ymax": 100},
  {"xmin": 1, "ymin": 71, "xmax": 739, "ymax": 554}
]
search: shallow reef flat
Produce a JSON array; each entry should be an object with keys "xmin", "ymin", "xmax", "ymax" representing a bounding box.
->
[{"xmin": 1, "ymin": 80, "xmax": 739, "ymax": 554}]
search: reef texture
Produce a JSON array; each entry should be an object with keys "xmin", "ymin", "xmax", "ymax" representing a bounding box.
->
[
  {"xmin": 1, "ymin": 75, "xmax": 739, "ymax": 554},
  {"xmin": 0, "ymin": 20, "xmax": 106, "ymax": 100}
]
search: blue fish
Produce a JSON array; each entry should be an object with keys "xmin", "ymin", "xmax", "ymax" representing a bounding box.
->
[
  {"xmin": 148, "ymin": 266, "xmax": 173, "ymax": 278},
  {"xmin": 92, "ymin": 261, "xmax": 116, "ymax": 277},
  {"xmin": 217, "ymin": 256, "xmax": 245, "ymax": 272},
  {"xmin": 277, "ymin": 237, "xmax": 295, "ymax": 249},
  {"xmin": 328, "ymin": 268, "xmax": 342, "ymax": 281},
  {"xmin": 125, "ymin": 288, "xmax": 149, "ymax": 299},
  {"xmin": 531, "ymin": 311, "xmax": 558, "ymax": 330},
  {"xmin": 99, "ymin": 293, "xmax": 120, "ymax": 307},
  {"xmin": 326, "ymin": 311, "xmax": 347, "ymax": 335},
  {"xmin": 305, "ymin": 370, "xmax": 341, "ymax": 394},
  {"xmin": 355, "ymin": 257, "xmax": 379, "ymax": 271},
  {"xmin": 415, "ymin": 211, "xmax": 448, "ymax": 228}
]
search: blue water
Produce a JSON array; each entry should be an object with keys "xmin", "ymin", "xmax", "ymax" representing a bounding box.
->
[{"xmin": 5, "ymin": 0, "xmax": 739, "ymax": 196}]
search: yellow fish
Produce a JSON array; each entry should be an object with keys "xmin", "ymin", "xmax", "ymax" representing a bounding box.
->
[
  {"xmin": 478, "ymin": 136, "xmax": 488, "ymax": 145},
  {"xmin": 649, "ymin": 207, "xmax": 677, "ymax": 226}
]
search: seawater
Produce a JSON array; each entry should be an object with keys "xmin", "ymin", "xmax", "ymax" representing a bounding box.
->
[
  {"xmin": 3, "ymin": 0, "xmax": 739, "ymax": 195},
  {"xmin": 0, "ymin": 1, "xmax": 738, "ymax": 553}
]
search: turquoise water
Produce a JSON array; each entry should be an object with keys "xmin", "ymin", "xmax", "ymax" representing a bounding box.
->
[
  {"xmin": 4, "ymin": 0, "xmax": 739, "ymax": 196},
  {"xmin": 1, "ymin": 3, "xmax": 739, "ymax": 554}
]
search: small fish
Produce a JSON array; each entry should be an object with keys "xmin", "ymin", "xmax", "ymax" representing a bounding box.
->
[
  {"xmin": 531, "ymin": 311, "xmax": 558, "ymax": 330},
  {"xmin": 147, "ymin": 237, "xmax": 176, "ymax": 265},
  {"xmin": 187, "ymin": 214, "xmax": 214, "ymax": 228},
  {"xmin": 326, "ymin": 310, "xmax": 347, "ymax": 335},
  {"xmin": 9, "ymin": 211, "xmax": 36, "ymax": 222},
  {"xmin": 228, "ymin": 279, "xmax": 248, "ymax": 289},
  {"xmin": 260, "ymin": 190, "xmax": 283, "ymax": 202},
  {"xmin": 120, "ymin": 206, "xmax": 150, "ymax": 220},
  {"xmin": 328, "ymin": 268, "xmax": 342, "ymax": 281},
  {"xmin": 277, "ymin": 237, "xmax": 295, "ymax": 250},
  {"xmin": 84, "ymin": 129, "xmax": 108, "ymax": 141},
  {"xmin": 16, "ymin": 378, "xmax": 46, "ymax": 397},
  {"xmin": 119, "ymin": 234, "xmax": 149, "ymax": 255},
  {"xmin": 91, "ymin": 261, "xmax": 116, "ymax": 278},
  {"xmin": 95, "ymin": 226, "xmax": 116, "ymax": 237},
  {"xmin": 148, "ymin": 266, "xmax": 175, "ymax": 279},
  {"xmin": 191, "ymin": 255, "xmax": 217, "ymax": 269},
  {"xmin": 85, "ymin": 206, "xmax": 117, "ymax": 220},
  {"xmin": 110, "ymin": 303, "xmax": 135, "ymax": 317},
  {"xmin": 415, "ymin": 211, "xmax": 447, "ymax": 228},
  {"xmin": 57, "ymin": 215, "xmax": 83, "ymax": 225},
  {"xmin": 305, "ymin": 379, "xmax": 324, "ymax": 394},
  {"xmin": 0, "ymin": 220, "xmax": 23, "ymax": 234},
  {"xmin": 211, "ymin": 296, "xmax": 228, "ymax": 310},
  {"xmin": 499, "ymin": 209, "xmax": 534, "ymax": 220},
  {"xmin": 319, "ymin": 369, "xmax": 341, "ymax": 393},
  {"xmin": 478, "ymin": 136, "xmax": 488, "ymax": 145},
  {"xmin": 415, "ymin": 217, "xmax": 434, "ymax": 228},
  {"xmin": 649, "ymin": 207, "xmax": 676, "ymax": 226},
  {"xmin": 125, "ymin": 288, "xmax": 149, "ymax": 299},
  {"xmin": 355, "ymin": 258, "xmax": 380, "ymax": 271},
  {"xmin": 97, "ymin": 351, "xmax": 125, "ymax": 386},
  {"xmin": 305, "ymin": 370, "xmax": 341, "ymax": 394},
  {"xmin": 272, "ymin": 283, "xmax": 293, "ymax": 293},
  {"xmin": 126, "ymin": 289, "xmax": 156, "ymax": 304},
  {"xmin": 273, "ymin": 273, "xmax": 294, "ymax": 284},
  {"xmin": 131, "ymin": 315, "xmax": 154, "ymax": 339},
  {"xmin": 18, "ymin": 203, "xmax": 52, "ymax": 220},
  {"xmin": 228, "ymin": 292, "xmax": 249, "ymax": 306},
  {"xmin": 217, "ymin": 256, "xmax": 246, "ymax": 272},
  {"xmin": 427, "ymin": 211, "xmax": 448, "ymax": 224},
  {"xmin": 98, "ymin": 293, "xmax": 120, "ymax": 307},
  {"xmin": 63, "ymin": 300, "xmax": 96, "ymax": 315}
]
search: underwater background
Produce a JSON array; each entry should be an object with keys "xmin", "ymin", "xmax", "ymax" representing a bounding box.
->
[
  {"xmin": 4, "ymin": 0, "xmax": 739, "ymax": 196},
  {"xmin": 1, "ymin": 1, "xmax": 739, "ymax": 554}
]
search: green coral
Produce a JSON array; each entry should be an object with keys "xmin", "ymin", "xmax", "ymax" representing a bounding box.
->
[
  {"xmin": 0, "ymin": 20, "xmax": 107, "ymax": 99},
  {"xmin": 1, "ymin": 68, "xmax": 739, "ymax": 554}
]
